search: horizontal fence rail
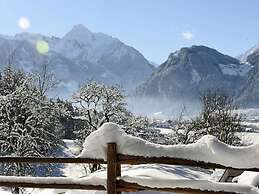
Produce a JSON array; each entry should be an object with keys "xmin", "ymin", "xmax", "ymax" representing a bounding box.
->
[
  {"xmin": 118, "ymin": 154, "xmax": 259, "ymax": 172},
  {"xmin": 117, "ymin": 180, "xmax": 239, "ymax": 194},
  {"xmin": 0, "ymin": 181, "xmax": 105, "ymax": 191},
  {"xmin": 1, "ymin": 155, "xmax": 258, "ymax": 172},
  {"xmin": 0, "ymin": 156, "xmax": 106, "ymax": 164},
  {"xmin": 0, "ymin": 142, "xmax": 254, "ymax": 194}
]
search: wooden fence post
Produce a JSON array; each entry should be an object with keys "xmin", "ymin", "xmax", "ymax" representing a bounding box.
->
[
  {"xmin": 117, "ymin": 155, "xmax": 121, "ymax": 194},
  {"xmin": 107, "ymin": 143, "xmax": 118, "ymax": 194}
]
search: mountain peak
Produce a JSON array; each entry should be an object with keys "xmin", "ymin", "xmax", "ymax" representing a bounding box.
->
[
  {"xmin": 63, "ymin": 24, "xmax": 93, "ymax": 42},
  {"xmin": 167, "ymin": 45, "xmax": 237, "ymax": 65},
  {"xmin": 167, "ymin": 45, "xmax": 218, "ymax": 63},
  {"xmin": 178, "ymin": 45, "xmax": 219, "ymax": 54},
  {"xmin": 239, "ymin": 43, "xmax": 259, "ymax": 62},
  {"xmin": 71, "ymin": 24, "xmax": 91, "ymax": 33}
]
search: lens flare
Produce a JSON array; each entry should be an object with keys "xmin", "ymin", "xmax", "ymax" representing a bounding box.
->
[
  {"xmin": 18, "ymin": 17, "xmax": 30, "ymax": 30},
  {"xmin": 36, "ymin": 40, "xmax": 49, "ymax": 54}
]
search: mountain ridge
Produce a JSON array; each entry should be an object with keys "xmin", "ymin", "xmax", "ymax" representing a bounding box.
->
[
  {"xmin": 0, "ymin": 24, "xmax": 154, "ymax": 97},
  {"xmin": 1, "ymin": 25, "xmax": 259, "ymax": 107},
  {"xmin": 135, "ymin": 45, "xmax": 252, "ymax": 102}
]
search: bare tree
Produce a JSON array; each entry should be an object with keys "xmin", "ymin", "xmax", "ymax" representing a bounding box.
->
[
  {"xmin": 72, "ymin": 81, "xmax": 127, "ymax": 133},
  {"xmin": 72, "ymin": 81, "xmax": 157, "ymax": 172},
  {"xmin": 170, "ymin": 106, "xmax": 200, "ymax": 144},
  {"xmin": 36, "ymin": 61, "xmax": 59, "ymax": 96},
  {"xmin": 197, "ymin": 90, "xmax": 243, "ymax": 145},
  {"xmin": 171, "ymin": 90, "xmax": 243, "ymax": 145}
]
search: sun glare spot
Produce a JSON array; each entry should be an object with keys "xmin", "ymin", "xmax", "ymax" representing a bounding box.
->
[
  {"xmin": 36, "ymin": 40, "xmax": 49, "ymax": 54},
  {"xmin": 18, "ymin": 17, "xmax": 31, "ymax": 30}
]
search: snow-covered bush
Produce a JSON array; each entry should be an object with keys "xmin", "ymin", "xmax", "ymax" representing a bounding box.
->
[
  {"xmin": 197, "ymin": 90, "xmax": 243, "ymax": 145},
  {"xmin": 171, "ymin": 90, "xmax": 244, "ymax": 145},
  {"xmin": 170, "ymin": 119, "xmax": 199, "ymax": 144},
  {"xmin": 0, "ymin": 66, "xmax": 63, "ymax": 178}
]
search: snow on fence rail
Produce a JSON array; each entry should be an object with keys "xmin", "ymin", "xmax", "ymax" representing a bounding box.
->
[
  {"xmin": 79, "ymin": 123, "xmax": 259, "ymax": 170},
  {"xmin": 0, "ymin": 123, "xmax": 259, "ymax": 194}
]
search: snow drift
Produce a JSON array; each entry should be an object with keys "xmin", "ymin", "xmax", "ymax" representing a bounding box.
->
[{"xmin": 79, "ymin": 122, "xmax": 259, "ymax": 169}]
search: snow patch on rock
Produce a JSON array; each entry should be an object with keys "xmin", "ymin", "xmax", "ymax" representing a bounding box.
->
[
  {"xmin": 191, "ymin": 69, "xmax": 201, "ymax": 83},
  {"xmin": 219, "ymin": 63, "xmax": 251, "ymax": 76}
]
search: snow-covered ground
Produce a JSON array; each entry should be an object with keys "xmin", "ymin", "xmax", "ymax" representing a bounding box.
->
[
  {"xmin": 3, "ymin": 108, "xmax": 259, "ymax": 194},
  {"xmin": 78, "ymin": 123, "xmax": 259, "ymax": 193},
  {"xmin": 0, "ymin": 137, "xmax": 212, "ymax": 194},
  {"xmin": 236, "ymin": 108, "xmax": 259, "ymax": 122}
]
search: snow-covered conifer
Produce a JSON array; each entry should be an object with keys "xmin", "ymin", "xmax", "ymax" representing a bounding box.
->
[{"xmin": 0, "ymin": 66, "xmax": 63, "ymax": 180}]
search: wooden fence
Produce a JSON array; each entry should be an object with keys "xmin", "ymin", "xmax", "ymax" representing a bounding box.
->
[{"xmin": 0, "ymin": 143, "xmax": 257, "ymax": 194}]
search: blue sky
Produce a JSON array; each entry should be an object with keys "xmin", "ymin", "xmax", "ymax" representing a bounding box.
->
[{"xmin": 0, "ymin": 0, "xmax": 259, "ymax": 63}]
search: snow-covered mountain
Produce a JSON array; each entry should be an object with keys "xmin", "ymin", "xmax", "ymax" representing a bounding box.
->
[
  {"xmin": 239, "ymin": 44, "xmax": 259, "ymax": 63},
  {"xmin": 136, "ymin": 45, "xmax": 251, "ymax": 101},
  {"xmin": 236, "ymin": 49, "xmax": 259, "ymax": 106},
  {"xmin": 0, "ymin": 24, "xmax": 154, "ymax": 97}
]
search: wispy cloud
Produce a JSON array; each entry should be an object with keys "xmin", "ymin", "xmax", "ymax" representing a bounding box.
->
[{"xmin": 182, "ymin": 31, "xmax": 194, "ymax": 40}]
